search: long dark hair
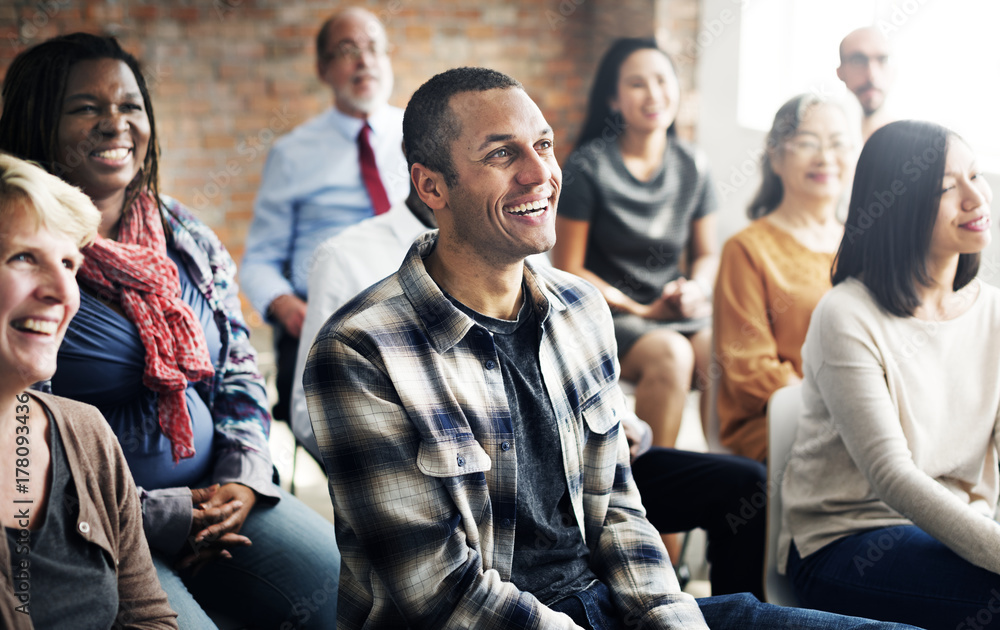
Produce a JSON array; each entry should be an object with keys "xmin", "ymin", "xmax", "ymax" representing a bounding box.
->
[
  {"xmin": 832, "ymin": 120, "xmax": 979, "ymax": 316},
  {"xmin": 0, "ymin": 32, "xmax": 161, "ymax": 215},
  {"xmin": 747, "ymin": 93, "xmax": 829, "ymax": 218},
  {"xmin": 575, "ymin": 37, "xmax": 677, "ymax": 150}
]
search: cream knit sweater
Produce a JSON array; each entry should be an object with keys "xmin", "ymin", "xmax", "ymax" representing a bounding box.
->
[{"xmin": 779, "ymin": 277, "xmax": 1000, "ymax": 575}]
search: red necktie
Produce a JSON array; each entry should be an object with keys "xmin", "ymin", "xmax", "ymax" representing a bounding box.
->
[{"xmin": 357, "ymin": 123, "xmax": 391, "ymax": 215}]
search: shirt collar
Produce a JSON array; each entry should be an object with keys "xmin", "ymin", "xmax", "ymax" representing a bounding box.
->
[
  {"xmin": 327, "ymin": 103, "xmax": 393, "ymax": 141},
  {"xmin": 384, "ymin": 202, "xmax": 433, "ymax": 244},
  {"xmin": 398, "ymin": 231, "xmax": 567, "ymax": 353}
]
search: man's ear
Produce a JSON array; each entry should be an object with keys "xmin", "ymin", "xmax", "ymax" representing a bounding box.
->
[
  {"xmin": 836, "ymin": 64, "xmax": 846, "ymax": 82},
  {"xmin": 411, "ymin": 163, "xmax": 448, "ymax": 212}
]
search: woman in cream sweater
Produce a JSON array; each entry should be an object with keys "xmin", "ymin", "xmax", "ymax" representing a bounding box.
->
[{"xmin": 779, "ymin": 120, "xmax": 1000, "ymax": 626}]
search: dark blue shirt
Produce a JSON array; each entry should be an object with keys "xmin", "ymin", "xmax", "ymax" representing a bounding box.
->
[{"xmin": 52, "ymin": 245, "xmax": 220, "ymax": 488}]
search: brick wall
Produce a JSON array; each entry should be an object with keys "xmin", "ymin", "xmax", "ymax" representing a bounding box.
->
[{"xmin": 0, "ymin": 0, "xmax": 701, "ymax": 326}]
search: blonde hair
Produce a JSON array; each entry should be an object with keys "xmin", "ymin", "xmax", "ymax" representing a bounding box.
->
[{"xmin": 0, "ymin": 153, "xmax": 100, "ymax": 248}]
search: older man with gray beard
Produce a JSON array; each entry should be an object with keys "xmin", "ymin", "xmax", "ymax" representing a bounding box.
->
[{"xmin": 242, "ymin": 7, "xmax": 409, "ymax": 423}]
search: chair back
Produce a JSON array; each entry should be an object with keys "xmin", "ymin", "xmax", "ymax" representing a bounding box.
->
[
  {"xmin": 704, "ymin": 352, "xmax": 732, "ymax": 454},
  {"xmin": 764, "ymin": 383, "xmax": 803, "ymax": 606}
]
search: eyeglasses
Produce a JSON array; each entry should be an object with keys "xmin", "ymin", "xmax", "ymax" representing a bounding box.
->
[
  {"xmin": 785, "ymin": 137, "xmax": 854, "ymax": 157},
  {"xmin": 843, "ymin": 53, "xmax": 890, "ymax": 69},
  {"xmin": 326, "ymin": 40, "xmax": 391, "ymax": 62}
]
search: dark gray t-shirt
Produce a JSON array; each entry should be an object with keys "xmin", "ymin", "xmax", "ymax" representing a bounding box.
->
[
  {"xmin": 560, "ymin": 138, "xmax": 718, "ymax": 305},
  {"xmin": 449, "ymin": 290, "xmax": 597, "ymax": 606},
  {"xmin": 5, "ymin": 415, "xmax": 118, "ymax": 629}
]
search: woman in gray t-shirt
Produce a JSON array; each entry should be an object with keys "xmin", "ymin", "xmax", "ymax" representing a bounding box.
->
[{"xmin": 552, "ymin": 37, "xmax": 718, "ymax": 449}]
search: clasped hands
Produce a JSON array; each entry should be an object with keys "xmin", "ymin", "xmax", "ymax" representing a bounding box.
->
[
  {"xmin": 177, "ymin": 482, "xmax": 256, "ymax": 573},
  {"xmin": 641, "ymin": 277, "xmax": 711, "ymax": 321}
]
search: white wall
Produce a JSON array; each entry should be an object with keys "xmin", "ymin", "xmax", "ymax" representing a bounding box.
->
[
  {"xmin": 696, "ymin": 0, "xmax": 763, "ymax": 243},
  {"xmin": 695, "ymin": 0, "xmax": 1000, "ymax": 284}
]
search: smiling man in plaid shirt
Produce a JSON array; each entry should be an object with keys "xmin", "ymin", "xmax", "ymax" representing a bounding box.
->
[{"xmin": 303, "ymin": 67, "xmax": 918, "ymax": 630}]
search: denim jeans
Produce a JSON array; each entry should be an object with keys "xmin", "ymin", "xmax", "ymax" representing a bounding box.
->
[
  {"xmin": 153, "ymin": 487, "xmax": 340, "ymax": 629},
  {"xmin": 550, "ymin": 581, "xmax": 624, "ymax": 630},
  {"xmin": 788, "ymin": 525, "xmax": 1000, "ymax": 629},
  {"xmin": 549, "ymin": 580, "xmax": 921, "ymax": 629}
]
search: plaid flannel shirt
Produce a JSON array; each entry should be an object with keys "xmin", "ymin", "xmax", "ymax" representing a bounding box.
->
[{"xmin": 304, "ymin": 231, "xmax": 707, "ymax": 629}]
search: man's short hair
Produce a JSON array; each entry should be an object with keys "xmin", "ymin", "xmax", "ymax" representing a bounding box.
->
[
  {"xmin": 316, "ymin": 7, "xmax": 384, "ymax": 67},
  {"xmin": 403, "ymin": 67, "xmax": 522, "ymax": 187},
  {"xmin": 316, "ymin": 16, "xmax": 335, "ymax": 65},
  {"xmin": 838, "ymin": 26, "xmax": 886, "ymax": 65}
]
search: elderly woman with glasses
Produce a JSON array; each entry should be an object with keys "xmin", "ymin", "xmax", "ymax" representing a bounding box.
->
[{"xmin": 713, "ymin": 94, "xmax": 854, "ymax": 461}]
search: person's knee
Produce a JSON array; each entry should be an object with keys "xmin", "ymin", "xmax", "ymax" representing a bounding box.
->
[
  {"xmin": 640, "ymin": 331, "xmax": 696, "ymax": 375},
  {"xmin": 729, "ymin": 456, "xmax": 767, "ymax": 496},
  {"xmin": 699, "ymin": 456, "xmax": 768, "ymax": 536}
]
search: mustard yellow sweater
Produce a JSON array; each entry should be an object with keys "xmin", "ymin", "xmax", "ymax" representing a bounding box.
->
[{"xmin": 713, "ymin": 218, "xmax": 835, "ymax": 461}]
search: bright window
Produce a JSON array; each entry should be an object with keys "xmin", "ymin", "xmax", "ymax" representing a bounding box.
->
[{"xmin": 738, "ymin": 0, "xmax": 1000, "ymax": 169}]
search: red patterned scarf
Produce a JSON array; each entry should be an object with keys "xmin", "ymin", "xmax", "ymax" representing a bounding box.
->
[{"xmin": 78, "ymin": 192, "xmax": 215, "ymax": 463}]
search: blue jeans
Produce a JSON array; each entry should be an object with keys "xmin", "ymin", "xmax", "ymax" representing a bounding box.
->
[
  {"xmin": 549, "ymin": 580, "xmax": 920, "ymax": 629},
  {"xmin": 154, "ymin": 487, "xmax": 339, "ymax": 629},
  {"xmin": 550, "ymin": 581, "xmax": 624, "ymax": 630},
  {"xmin": 788, "ymin": 525, "xmax": 1000, "ymax": 629}
]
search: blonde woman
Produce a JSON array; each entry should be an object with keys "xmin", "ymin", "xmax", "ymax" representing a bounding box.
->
[{"xmin": 0, "ymin": 154, "xmax": 176, "ymax": 628}]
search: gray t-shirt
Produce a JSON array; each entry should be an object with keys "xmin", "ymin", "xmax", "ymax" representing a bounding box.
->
[
  {"xmin": 448, "ymin": 290, "xmax": 597, "ymax": 606},
  {"xmin": 560, "ymin": 138, "xmax": 718, "ymax": 305},
  {"xmin": 5, "ymin": 415, "xmax": 118, "ymax": 629}
]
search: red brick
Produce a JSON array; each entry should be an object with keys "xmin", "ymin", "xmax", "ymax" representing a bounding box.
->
[
  {"xmin": 130, "ymin": 5, "xmax": 160, "ymax": 20},
  {"xmin": 170, "ymin": 7, "xmax": 200, "ymax": 22},
  {"xmin": 0, "ymin": 0, "xmax": 702, "ymax": 265}
]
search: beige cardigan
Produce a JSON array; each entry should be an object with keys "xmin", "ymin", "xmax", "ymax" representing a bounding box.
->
[{"xmin": 0, "ymin": 391, "xmax": 177, "ymax": 629}]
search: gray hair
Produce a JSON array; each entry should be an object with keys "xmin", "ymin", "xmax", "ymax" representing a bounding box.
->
[{"xmin": 747, "ymin": 94, "xmax": 830, "ymax": 218}]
